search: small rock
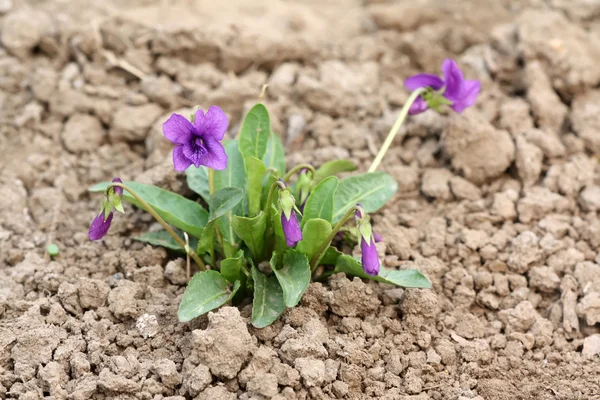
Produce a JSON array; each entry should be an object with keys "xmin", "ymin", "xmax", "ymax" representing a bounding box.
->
[
  {"xmin": 61, "ymin": 114, "xmax": 105, "ymax": 154},
  {"xmin": 197, "ymin": 385, "xmax": 236, "ymax": 400},
  {"xmin": 183, "ymin": 364, "xmax": 212, "ymax": 397},
  {"xmin": 579, "ymin": 186, "xmax": 600, "ymax": 212},
  {"xmin": 571, "ymin": 90, "xmax": 600, "ymax": 153},
  {"xmin": 192, "ymin": 307, "xmax": 255, "ymax": 379},
  {"xmin": 421, "ymin": 169, "xmax": 452, "ymax": 200},
  {"xmin": 77, "ymin": 278, "xmax": 110, "ymax": 309},
  {"xmin": 442, "ymin": 111, "xmax": 515, "ymax": 184},
  {"xmin": 528, "ymin": 267, "xmax": 560, "ymax": 293},
  {"xmin": 247, "ymin": 373, "xmax": 279, "ymax": 398},
  {"xmin": 136, "ymin": 313, "xmax": 159, "ymax": 338},
  {"xmin": 515, "ymin": 136, "xmax": 543, "ymax": 187},
  {"xmin": 449, "ymin": 175, "xmax": 481, "ymax": 200},
  {"xmin": 577, "ymin": 292, "xmax": 600, "ymax": 326},
  {"xmin": 582, "ymin": 334, "xmax": 600, "ymax": 357},
  {"xmin": 110, "ymin": 103, "xmax": 163, "ymax": 142},
  {"xmin": 153, "ymin": 359, "xmax": 182, "ymax": 389},
  {"xmin": 1, "ymin": 8, "xmax": 52, "ymax": 57},
  {"xmin": 295, "ymin": 357, "xmax": 325, "ymax": 387}
]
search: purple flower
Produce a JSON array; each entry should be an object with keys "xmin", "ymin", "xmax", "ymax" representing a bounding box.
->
[
  {"xmin": 360, "ymin": 236, "xmax": 380, "ymax": 276},
  {"xmin": 112, "ymin": 177, "xmax": 123, "ymax": 198},
  {"xmin": 373, "ymin": 232, "xmax": 383, "ymax": 243},
  {"xmin": 89, "ymin": 211, "xmax": 114, "ymax": 241},
  {"xmin": 405, "ymin": 59, "xmax": 480, "ymax": 115},
  {"xmin": 281, "ymin": 211, "xmax": 302, "ymax": 247},
  {"xmin": 162, "ymin": 106, "xmax": 229, "ymax": 172}
]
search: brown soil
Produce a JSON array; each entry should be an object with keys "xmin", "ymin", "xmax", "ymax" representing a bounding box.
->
[{"xmin": 1, "ymin": 0, "xmax": 600, "ymax": 399}]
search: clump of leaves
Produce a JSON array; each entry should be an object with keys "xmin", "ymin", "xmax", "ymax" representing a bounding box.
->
[{"xmin": 90, "ymin": 104, "xmax": 432, "ymax": 327}]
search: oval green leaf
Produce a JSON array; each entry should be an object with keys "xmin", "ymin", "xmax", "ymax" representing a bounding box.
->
[
  {"xmin": 251, "ymin": 266, "xmax": 285, "ymax": 328},
  {"xmin": 209, "ymin": 187, "xmax": 244, "ymax": 222},
  {"xmin": 263, "ymin": 132, "xmax": 286, "ymax": 176},
  {"xmin": 246, "ymin": 157, "xmax": 267, "ymax": 216},
  {"xmin": 334, "ymin": 255, "xmax": 431, "ymax": 288},
  {"xmin": 220, "ymin": 250, "xmax": 244, "ymax": 283},
  {"xmin": 332, "ymin": 172, "xmax": 397, "ymax": 222},
  {"xmin": 89, "ymin": 181, "xmax": 208, "ymax": 238},
  {"xmin": 232, "ymin": 212, "xmax": 267, "ymax": 259},
  {"xmin": 314, "ymin": 159, "xmax": 357, "ymax": 182},
  {"xmin": 178, "ymin": 271, "xmax": 241, "ymax": 322},
  {"xmin": 134, "ymin": 230, "xmax": 198, "ymax": 253},
  {"xmin": 238, "ymin": 104, "xmax": 271, "ymax": 161},
  {"xmin": 272, "ymin": 250, "xmax": 311, "ymax": 308},
  {"xmin": 296, "ymin": 218, "xmax": 332, "ymax": 264},
  {"xmin": 302, "ymin": 176, "xmax": 338, "ymax": 226}
]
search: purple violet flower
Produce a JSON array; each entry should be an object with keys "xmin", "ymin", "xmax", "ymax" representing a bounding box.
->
[
  {"xmin": 373, "ymin": 232, "xmax": 383, "ymax": 243},
  {"xmin": 281, "ymin": 211, "xmax": 302, "ymax": 247},
  {"xmin": 112, "ymin": 177, "xmax": 123, "ymax": 198},
  {"xmin": 360, "ymin": 235, "xmax": 380, "ymax": 276},
  {"xmin": 89, "ymin": 211, "xmax": 114, "ymax": 241},
  {"xmin": 404, "ymin": 59, "xmax": 480, "ymax": 115},
  {"xmin": 162, "ymin": 106, "xmax": 229, "ymax": 172}
]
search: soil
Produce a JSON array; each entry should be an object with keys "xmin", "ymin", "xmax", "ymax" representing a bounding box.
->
[{"xmin": 1, "ymin": 0, "xmax": 600, "ymax": 399}]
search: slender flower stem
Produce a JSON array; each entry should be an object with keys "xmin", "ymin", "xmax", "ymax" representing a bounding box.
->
[
  {"xmin": 310, "ymin": 206, "xmax": 359, "ymax": 272},
  {"xmin": 284, "ymin": 164, "xmax": 315, "ymax": 182},
  {"xmin": 368, "ymin": 88, "xmax": 425, "ymax": 173},
  {"xmin": 107, "ymin": 183, "xmax": 206, "ymax": 271},
  {"xmin": 208, "ymin": 169, "xmax": 215, "ymax": 196}
]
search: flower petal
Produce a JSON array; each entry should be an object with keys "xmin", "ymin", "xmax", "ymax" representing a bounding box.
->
[
  {"xmin": 408, "ymin": 97, "xmax": 429, "ymax": 115},
  {"xmin": 89, "ymin": 212, "xmax": 114, "ymax": 240},
  {"xmin": 112, "ymin": 177, "xmax": 123, "ymax": 198},
  {"xmin": 361, "ymin": 237, "xmax": 380, "ymax": 276},
  {"xmin": 194, "ymin": 105, "xmax": 228, "ymax": 141},
  {"xmin": 450, "ymin": 79, "xmax": 481, "ymax": 113},
  {"xmin": 172, "ymin": 145, "xmax": 192, "ymax": 172},
  {"xmin": 163, "ymin": 113, "xmax": 194, "ymax": 145},
  {"xmin": 202, "ymin": 138, "xmax": 228, "ymax": 170},
  {"xmin": 441, "ymin": 58, "xmax": 465, "ymax": 101},
  {"xmin": 404, "ymin": 73, "xmax": 444, "ymax": 91},
  {"xmin": 282, "ymin": 212, "xmax": 302, "ymax": 247}
]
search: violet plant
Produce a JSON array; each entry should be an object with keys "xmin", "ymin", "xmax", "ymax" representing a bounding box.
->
[{"xmin": 89, "ymin": 59, "xmax": 478, "ymax": 328}]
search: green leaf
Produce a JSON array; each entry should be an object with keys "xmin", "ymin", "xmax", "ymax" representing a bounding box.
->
[
  {"xmin": 187, "ymin": 140, "xmax": 248, "ymax": 214},
  {"xmin": 196, "ymin": 221, "xmax": 216, "ymax": 262},
  {"xmin": 332, "ymin": 172, "xmax": 397, "ymax": 222},
  {"xmin": 263, "ymin": 132, "xmax": 286, "ymax": 176},
  {"xmin": 314, "ymin": 160, "xmax": 357, "ymax": 182},
  {"xmin": 334, "ymin": 255, "xmax": 432, "ymax": 288},
  {"xmin": 209, "ymin": 187, "xmax": 244, "ymax": 222},
  {"xmin": 251, "ymin": 266, "xmax": 285, "ymax": 328},
  {"xmin": 302, "ymin": 176, "xmax": 338, "ymax": 227},
  {"xmin": 90, "ymin": 181, "xmax": 208, "ymax": 238},
  {"xmin": 246, "ymin": 157, "xmax": 267, "ymax": 216},
  {"xmin": 134, "ymin": 230, "xmax": 198, "ymax": 253},
  {"xmin": 272, "ymin": 250, "xmax": 311, "ymax": 308},
  {"xmin": 296, "ymin": 218, "xmax": 332, "ymax": 264},
  {"xmin": 186, "ymin": 166, "xmax": 210, "ymax": 203},
  {"xmin": 220, "ymin": 250, "xmax": 244, "ymax": 283},
  {"xmin": 238, "ymin": 104, "xmax": 271, "ymax": 161},
  {"xmin": 321, "ymin": 246, "xmax": 343, "ymax": 265},
  {"xmin": 178, "ymin": 271, "xmax": 241, "ymax": 322},
  {"xmin": 232, "ymin": 212, "xmax": 267, "ymax": 259}
]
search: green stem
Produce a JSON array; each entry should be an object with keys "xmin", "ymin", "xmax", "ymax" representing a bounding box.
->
[
  {"xmin": 284, "ymin": 164, "xmax": 315, "ymax": 182},
  {"xmin": 368, "ymin": 88, "xmax": 425, "ymax": 173},
  {"xmin": 108, "ymin": 183, "xmax": 206, "ymax": 271},
  {"xmin": 310, "ymin": 206, "xmax": 359, "ymax": 272}
]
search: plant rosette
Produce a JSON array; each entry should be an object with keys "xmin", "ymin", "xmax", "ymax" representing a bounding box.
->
[{"xmin": 88, "ymin": 58, "xmax": 479, "ymax": 328}]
